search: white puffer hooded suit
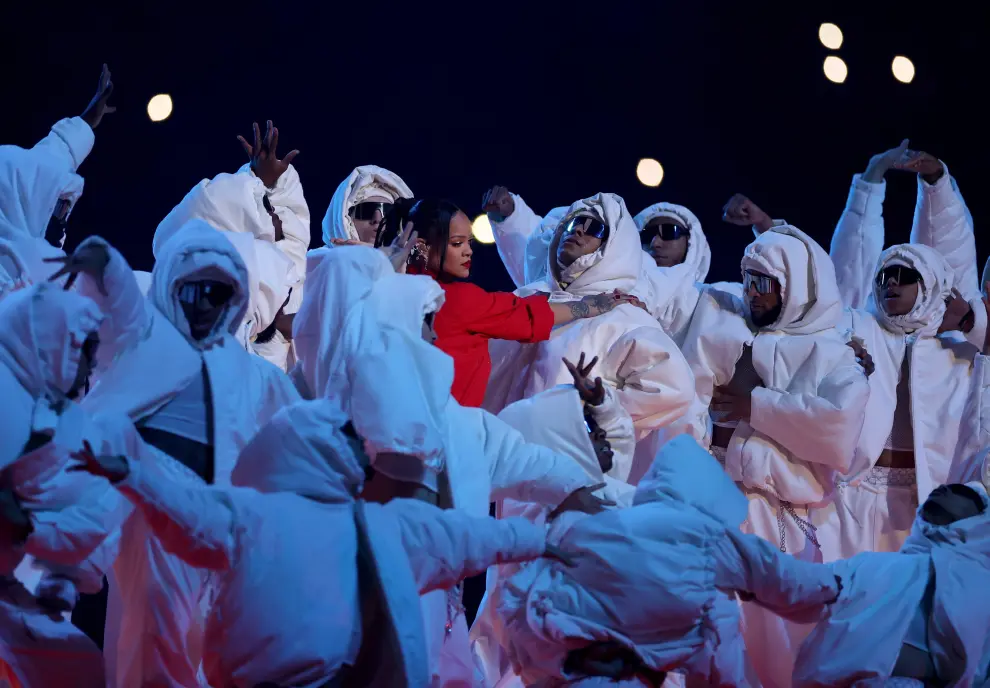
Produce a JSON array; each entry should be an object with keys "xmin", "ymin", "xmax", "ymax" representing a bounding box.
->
[
  {"xmin": 485, "ymin": 193, "xmax": 695, "ymax": 460},
  {"xmin": 634, "ymin": 203, "xmax": 713, "ymax": 345},
  {"xmin": 100, "ymin": 399, "xmax": 550, "ymax": 688},
  {"xmin": 76, "ymin": 222, "xmax": 299, "ymax": 687},
  {"xmin": 830, "ymin": 176, "xmax": 990, "ymax": 505},
  {"xmin": 795, "ymin": 480, "xmax": 990, "ymax": 687},
  {"xmin": 0, "ymin": 117, "xmax": 95, "ymax": 283},
  {"xmin": 290, "ymin": 246, "xmax": 597, "ymax": 684},
  {"xmin": 153, "ymin": 163, "xmax": 310, "ymax": 370},
  {"xmin": 0, "ymin": 283, "xmax": 115, "ymax": 688},
  {"xmin": 321, "ymin": 165, "xmax": 413, "ymax": 245},
  {"xmin": 471, "ymin": 384, "xmax": 638, "ymax": 687},
  {"xmin": 490, "ymin": 435, "xmax": 840, "ymax": 687}
]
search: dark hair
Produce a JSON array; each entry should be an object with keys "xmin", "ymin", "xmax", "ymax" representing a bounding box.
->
[{"xmin": 376, "ymin": 197, "xmax": 462, "ymax": 275}]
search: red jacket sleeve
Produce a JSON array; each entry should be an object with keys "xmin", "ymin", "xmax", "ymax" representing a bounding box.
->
[{"xmin": 444, "ymin": 283, "xmax": 554, "ymax": 343}]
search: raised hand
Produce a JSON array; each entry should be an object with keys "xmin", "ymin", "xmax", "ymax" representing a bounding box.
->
[
  {"xmin": 81, "ymin": 64, "xmax": 116, "ymax": 130},
  {"xmin": 378, "ymin": 221, "xmax": 419, "ymax": 273},
  {"xmin": 549, "ymin": 483, "xmax": 616, "ymax": 519},
  {"xmin": 722, "ymin": 194, "xmax": 774, "ymax": 234},
  {"xmin": 563, "ymin": 352, "xmax": 606, "ymax": 406},
  {"xmin": 893, "ymin": 149, "xmax": 945, "ymax": 184},
  {"xmin": 481, "ymin": 185, "xmax": 515, "ymax": 220},
  {"xmin": 44, "ymin": 241, "xmax": 111, "ymax": 294},
  {"xmin": 67, "ymin": 440, "xmax": 130, "ymax": 484},
  {"xmin": 863, "ymin": 139, "xmax": 910, "ymax": 183},
  {"xmin": 237, "ymin": 120, "xmax": 300, "ymax": 188},
  {"xmin": 572, "ymin": 290, "xmax": 649, "ymax": 319}
]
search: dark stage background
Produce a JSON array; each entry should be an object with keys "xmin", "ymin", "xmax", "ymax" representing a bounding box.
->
[{"xmin": 5, "ymin": 0, "xmax": 988, "ymax": 648}]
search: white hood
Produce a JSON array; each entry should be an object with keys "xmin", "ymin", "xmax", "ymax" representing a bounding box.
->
[
  {"xmin": 231, "ymin": 400, "xmax": 365, "ymax": 502},
  {"xmin": 546, "ymin": 193, "xmax": 643, "ymax": 298},
  {"xmin": 291, "ymin": 246, "xmax": 450, "ymax": 481},
  {"xmin": 496, "ymin": 386, "xmax": 605, "ymax": 485},
  {"xmin": 0, "ymin": 119, "xmax": 93, "ymax": 242},
  {"xmin": 870, "ymin": 243, "xmax": 952, "ymax": 337},
  {"xmin": 633, "ymin": 434, "xmax": 749, "ymax": 528},
  {"xmin": 634, "ymin": 202, "xmax": 711, "ymax": 284},
  {"xmin": 0, "ymin": 283, "xmax": 103, "ymax": 469},
  {"xmin": 741, "ymin": 224, "xmax": 843, "ymax": 335},
  {"xmin": 321, "ymin": 165, "xmax": 413, "ymax": 245},
  {"xmin": 150, "ymin": 220, "xmax": 250, "ymax": 348}
]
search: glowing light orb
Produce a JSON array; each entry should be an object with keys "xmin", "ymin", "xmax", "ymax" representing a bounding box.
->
[
  {"xmin": 472, "ymin": 214, "xmax": 495, "ymax": 244},
  {"xmin": 147, "ymin": 94, "xmax": 173, "ymax": 122},
  {"xmin": 818, "ymin": 23, "xmax": 843, "ymax": 50},
  {"xmin": 892, "ymin": 56, "xmax": 915, "ymax": 83},
  {"xmin": 823, "ymin": 56, "xmax": 848, "ymax": 83},
  {"xmin": 636, "ymin": 158, "xmax": 664, "ymax": 187}
]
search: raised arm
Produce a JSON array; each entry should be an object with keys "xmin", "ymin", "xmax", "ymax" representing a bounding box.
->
[
  {"xmin": 386, "ymin": 499, "xmax": 547, "ymax": 593},
  {"xmin": 829, "ymin": 142, "xmax": 909, "ymax": 308},
  {"xmin": 484, "ymin": 186, "xmax": 544, "ymax": 289}
]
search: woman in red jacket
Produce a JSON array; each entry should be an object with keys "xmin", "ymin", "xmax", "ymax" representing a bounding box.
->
[{"xmin": 378, "ymin": 198, "xmax": 643, "ymax": 407}]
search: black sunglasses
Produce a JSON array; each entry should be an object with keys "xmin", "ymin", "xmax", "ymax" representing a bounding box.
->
[
  {"xmin": 875, "ymin": 266, "xmax": 922, "ymax": 288},
  {"xmin": 178, "ymin": 280, "xmax": 234, "ymax": 308},
  {"xmin": 743, "ymin": 270, "xmax": 779, "ymax": 295},
  {"xmin": 641, "ymin": 222, "xmax": 689, "ymax": 246},
  {"xmin": 349, "ymin": 201, "xmax": 393, "ymax": 222},
  {"xmin": 562, "ymin": 216, "xmax": 609, "ymax": 241}
]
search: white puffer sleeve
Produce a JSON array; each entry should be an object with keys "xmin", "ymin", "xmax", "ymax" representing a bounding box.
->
[
  {"xmin": 389, "ymin": 499, "xmax": 546, "ymax": 594},
  {"xmin": 32, "ymin": 117, "xmax": 96, "ymax": 174},
  {"xmin": 749, "ymin": 360, "xmax": 869, "ymax": 474},
  {"xmin": 586, "ymin": 385, "xmax": 636, "ymax": 483},
  {"xmin": 910, "ymin": 164, "xmax": 978, "ymax": 297},
  {"xmin": 601, "ymin": 325, "xmax": 696, "ymax": 437},
  {"xmin": 480, "ymin": 411, "xmax": 595, "ymax": 509},
  {"xmin": 490, "ymin": 193, "xmax": 544, "ymax": 289},
  {"xmin": 116, "ymin": 455, "xmax": 238, "ymax": 571},
  {"xmin": 830, "ymin": 175, "xmax": 886, "ymax": 309}
]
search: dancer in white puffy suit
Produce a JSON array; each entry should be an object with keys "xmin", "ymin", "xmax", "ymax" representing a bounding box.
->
[
  {"xmin": 322, "ymin": 164, "xmax": 413, "ymax": 246},
  {"xmin": 794, "ymin": 472, "xmax": 990, "ymax": 687},
  {"xmin": 0, "ymin": 65, "xmax": 114, "ymax": 285},
  {"xmin": 822, "ymin": 142, "xmax": 990, "ymax": 562},
  {"xmin": 0, "ymin": 282, "xmax": 129, "ymax": 688},
  {"xmin": 49, "ymin": 224, "xmax": 299, "ymax": 686},
  {"xmin": 153, "ymin": 120, "xmax": 309, "ymax": 370},
  {"xmin": 489, "ymin": 435, "xmax": 842, "ymax": 687},
  {"xmin": 67, "ymin": 398, "xmax": 575, "ymax": 687},
  {"xmin": 291, "ymin": 245, "xmax": 610, "ymax": 686},
  {"xmin": 471, "ymin": 355, "xmax": 639, "ymax": 686},
  {"xmin": 483, "ymin": 192, "xmax": 695, "ymax": 486}
]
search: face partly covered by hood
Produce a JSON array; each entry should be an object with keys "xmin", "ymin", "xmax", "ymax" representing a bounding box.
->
[
  {"xmin": 150, "ymin": 220, "xmax": 250, "ymax": 348},
  {"xmin": 634, "ymin": 202, "xmax": 710, "ymax": 282},
  {"xmin": 870, "ymin": 243, "xmax": 952, "ymax": 337},
  {"xmin": 322, "ymin": 165, "xmax": 413, "ymax": 245},
  {"xmin": 547, "ymin": 192, "xmax": 643, "ymax": 297},
  {"xmin": 740, "ymin": 225, "xmax": 842, "ymax": 335}
]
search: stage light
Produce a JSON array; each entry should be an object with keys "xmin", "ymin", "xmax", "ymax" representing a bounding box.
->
[
  {"xmin": 147, "ymin": 94, "xmax": 173, "ymax": 122},
  {"xmin": 637, "ymin": 158, "xmax": 664, "ymax": 187},
  {"xmin": 472, "ymin": 214, "xmax": 495, "ymax": 244},
  {"xmin": 818, "ymin": 23, "xmax": 843, "ymax": 50},
  {"xmin": 892, "ymin": 56, "xmax": 915, "ymax": 83},
  {"xmin": 823, "ymin": 56, "xmax": 848, "ymax": 84}
]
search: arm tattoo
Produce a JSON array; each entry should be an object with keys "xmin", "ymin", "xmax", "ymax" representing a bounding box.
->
[
  {"xmin": 589, "ymin": 293, "xmax": 614, "ymax": 314},
  {"xmin": 570, "ymin": 300, "xmax": 592, "ymax": 318}
]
